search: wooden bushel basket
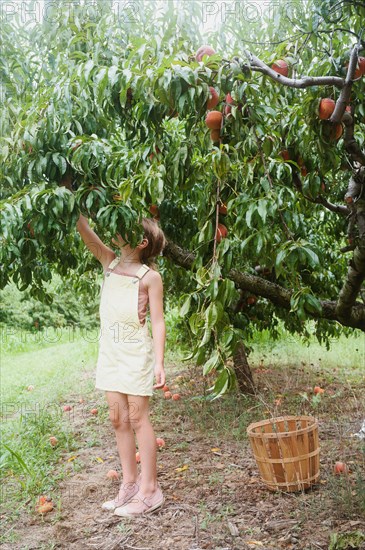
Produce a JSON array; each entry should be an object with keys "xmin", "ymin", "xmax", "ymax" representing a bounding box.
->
[{"xmin": 247, "ymin": 415, "xmax": 320, "ymax": 492}]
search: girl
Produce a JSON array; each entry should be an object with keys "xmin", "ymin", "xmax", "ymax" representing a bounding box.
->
[{"xmin": 75, "ymin": 212, "xmax": 167, "ymax": 518}]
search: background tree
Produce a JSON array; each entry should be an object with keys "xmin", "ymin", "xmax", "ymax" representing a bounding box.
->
[{"xmin": 1, "ymin": 0, "xmax": 364, "ymax": 398}]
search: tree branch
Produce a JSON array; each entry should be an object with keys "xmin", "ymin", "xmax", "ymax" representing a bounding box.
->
[
  {"xmin": 163, "ymin": 240, "xmax": 365, "ymax": 331},
  {"xmin": 342, "ymin": 113, "xmax": 365, "ymax": 165},
  {"xmin": 292, "ymin": 172, "xmax": 349, "ymax": 215},
  {"xmin": 330, "ymin": 43, "xmax": 360, "ymax": 124},
  {"xmin": 241, "ymin": 50, "xmax": 345, "ymax": 89}
]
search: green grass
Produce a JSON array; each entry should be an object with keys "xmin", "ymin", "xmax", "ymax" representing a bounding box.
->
[
  {"xmin": 0, "ymin": 317, "xmax": 364, "ymax": 545},
  {"xmin": 1, "ymin": 328, "xmax": 98, "ymax": 406},
  {"xmin": 247, "ymin": 321, "xmax": 364, "ymax": 384}
]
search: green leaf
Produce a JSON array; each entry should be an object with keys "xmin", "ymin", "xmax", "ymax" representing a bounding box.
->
[
  {"xmin": 275, "ymin": 248, "xmax": 287, "ymax": 277},
  {"xmin": 245, "ymin": 203, "xmax": 255, "ymax": 228},
  {"xmin": 179, "ymin": 294, "xmax": 192, "ymax": 317},
  {"xmin": 257, "ymin": 199, "xmax": 267, "ymax": 224},
  {"xmin": 205, "ymin": 303, "xmax": 218, "ymax": 330},
  {"xmin": 210, "ymin": 368, "xmax": 230, "ymax": 400},
  {"xmin": 202, "ymin": 350, "xmax": 220, "ymax": 375},
  {"xmin": 1, "ymin": 443, "xmax": 31, "ymax": 474},
  {"xmin": 305, "ymin": 294, "xmax": 322, "ymax": 314}
]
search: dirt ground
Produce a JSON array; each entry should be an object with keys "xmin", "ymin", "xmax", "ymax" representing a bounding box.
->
[{"xmin": 1, "ymin": 361, "xmax": 364, "ymax": 550}]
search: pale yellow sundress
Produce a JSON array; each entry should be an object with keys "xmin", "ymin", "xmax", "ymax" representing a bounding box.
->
[{"xmin": 95, "ymin": 257, "xmax": 155, "ymax": 396}]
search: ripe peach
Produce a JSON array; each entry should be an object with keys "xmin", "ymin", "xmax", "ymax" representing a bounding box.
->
[
  {"xmin": 162, "ymin": 385, "xmax": 169, "ymax": 392},
  {"xmin": 219, "ymin": 203, "xmax": 227, "ymax": 215},
  {"xmin": 164, "ymin": 391, "xmax": 172, "ymax": 399},
  {"xmin": 196, "ymin": 45, "xmax": 216, "ymax": 62},
  {"xmin": 272, "ymin": 59, "xmax": 289, "ymax": 77},
  {"xmin": 27, "ymin": 222, "xmax": 35, "ymax": 237},
  {"xmin": 224, "ymin": 92, "xmax": 243, "ymax": 116},
  {"xmin": 313, "ymin": 386, "xmax": 325, "ymax": 395},
  {"xmin": 297, "ymin": 157, "xmax": 308, "ymax": 177},
  {"xmin": 149, "ymin": 204, "xmax": 160, "ymax": 217},
  {"xmin": 210, "ymin": 129, "xmax": 221, "ymax": 142},
  {"xmin": 246, "ymin": 296, "xmax": 257, "ymax": 306},
  {"xmin": 49, "ymin": 437, "xmax": 58, "ymax": 447},
  {"xmin": 345, "ymin": 58, "xmax": 365, "ymax": 79},
  {"xmin": 149, "ymin": 146, "xmax": 160, "ymax": 162},
  {"xmin": 331, "ymin": 123, "xmax": 343, "ymax": 140},
  {"xmin": 135, "ymin": 451, "xmax": 141, "ymax": 463},
  {"xmin": 90, "ymin": 408, "xmax": 98, "ymax": 415},
  {"xmin": 106, "ymin": 469, "xmax": 119, "ymax": 479},
  {"xmin": 319, "ymin": 98, "xmax": 335, "ymax": 120},
  {"xmin": 205, "ymin": 111, "xmax": 223, "ymax": 130},
  {"xmin": 172, "ymin": 393, "xmax": 181, "ymax": 400},
  {"xmin": 216, "ymin": 223, "xmax": 228, "ymax": 243},
  {"xmin": 279, "ymin": 149, "xmax": 290, "ymax": 161},
  {"xmin": 207, "ymin": 87, "xmax": 220, "ymax": 109},
  {"xmin": 156, "ymin": 437, "xmax": 166, "ymax": 447},
  {"xmin": 37, "ymin": 502, "xmax": 54, "ymax": 514},
  {"xmin": 63, "ymin": 405, "xmax": 72, "ymax": 412},
  {"xmin": 300, "ymin": 166, "xmax": 308, "ymax": 176},
  {"xmin": 37, "ymin": 495, "xmax": 47, "ymax": 506},
  {"xmin": 224, "ymin": 93, "xmax": 234, "ymax": 115},
  {"xmin": 358, "ymin": 57, "xmax": 365, "ymax": 74},
  {"xmin": 334, "ymin": 461, "xmax": 348, "ymax": 475}
]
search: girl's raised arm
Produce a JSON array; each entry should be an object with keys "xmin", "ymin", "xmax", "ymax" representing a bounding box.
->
[
  {"xmin": 76, "ymin": 214, "xmax": 115, "ymax": 270},
  {"xmin": 60, "ymin": 176, "xmax": 115, "ymax": 270}
]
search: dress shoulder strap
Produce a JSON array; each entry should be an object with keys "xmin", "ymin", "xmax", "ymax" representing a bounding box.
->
[
  {"xmin": 107, "ymin": 257, "xmax": 119, "ymax": 269},
  {"xmin": 135, "ymin": 264, "xmax": 150, "ymax": 280}
]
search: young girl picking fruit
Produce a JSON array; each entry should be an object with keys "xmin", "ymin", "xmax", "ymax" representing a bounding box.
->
[{"xmin": 66, "ymin": 179, "xmax": 167, "ymax": 517}]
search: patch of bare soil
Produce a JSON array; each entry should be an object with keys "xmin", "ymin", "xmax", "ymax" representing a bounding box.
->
[{"xmin": 1, "ymin": 362, "xmax": 364, "ymax": 550}]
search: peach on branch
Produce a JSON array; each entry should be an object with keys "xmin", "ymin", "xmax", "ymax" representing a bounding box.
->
[
  {"xmin": 196, "ymin": 45, "xmax": 216, "ymax": 62},
  {"xmin": 218, "ymin": 202, "xmax": 227, "ymax": 215},
  {"xmin": 272, "ymin": 59, "xmax": 289, "ymax": 77},
  {"xmin": 207, "ymin": 87, "xmax": 220, "ymax": 110},
  {"xmin": 224, "ymin": 92, "xmax": 243, "ymax": 116},
  {"xmin": 345, "ymin": 57, "xmax": 365, "ymax": 79},
  {"xmin": 359, "ymin": 57, "xmax": 365, "ymax": 75},
  {"xmin": 205, "ymin": 111, "xmax": 223, "ymax": 130},
  {"xmin": 149, "ymin": 146, "xmax": 160, "ymax": 162},
  {"xmin": 215, "ymin": 223, "xmax": 228, "ymax": 243},
  {"xmin": 210, "ymin": 129, "xmax": 221, "ymax": 142},
  {"xmin": 279, "ymin": 149, "xmax": 290, "ymax": 161},
  {"xmin": 149, "ymin": 204, "xmax": 160, "ymax": 218},
  {"xmin": 319, "ymin": 98, "xmax": 335, "ymax": 120}
]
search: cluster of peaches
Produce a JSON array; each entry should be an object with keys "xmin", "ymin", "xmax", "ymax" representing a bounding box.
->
[{"xmin": 196, "ymin": 45, "xmax": 244, "ymax": 144}]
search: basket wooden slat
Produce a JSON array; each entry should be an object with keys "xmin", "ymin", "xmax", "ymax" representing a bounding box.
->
[{"xmin": 247, "ymin": 415, "xmax": 320, "ymax": 492}]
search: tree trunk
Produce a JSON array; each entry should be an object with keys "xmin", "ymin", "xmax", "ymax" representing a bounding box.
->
[{"xmin": 233, "ymin": 341, "xmax": 255, "ymax": 395}]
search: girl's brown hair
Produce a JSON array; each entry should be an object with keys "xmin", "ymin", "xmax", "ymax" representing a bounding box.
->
[{"xmin": 139, "ymin": 218, "xmax": 167, "ymax": 270}]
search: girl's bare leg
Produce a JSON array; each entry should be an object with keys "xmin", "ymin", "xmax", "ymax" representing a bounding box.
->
[
  {"xmin": 127, "ymin": 394, "xmax": 158, "ymax": 496},
  {"xmin": 105, "ymin": 391, "xmax": 138, "ymax": 485}
]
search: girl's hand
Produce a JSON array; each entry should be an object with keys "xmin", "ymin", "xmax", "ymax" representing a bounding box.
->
[{"xmin": 153, "ymin": 364, "xmax": 165, "ymax": 390}]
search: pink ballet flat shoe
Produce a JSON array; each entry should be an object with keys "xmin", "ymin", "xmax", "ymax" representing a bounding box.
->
[
  {"xmin": 102, "ymin": 474, "xmax": 141, "ymax": 511},
  {"xmin": 114, "ymin": 483, "xmax": 164, "ymax": 517}
]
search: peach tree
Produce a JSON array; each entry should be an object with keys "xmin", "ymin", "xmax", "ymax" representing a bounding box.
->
[{"xmin": 1, "ymin": 0, "xmax": 364, "ymax": 398}]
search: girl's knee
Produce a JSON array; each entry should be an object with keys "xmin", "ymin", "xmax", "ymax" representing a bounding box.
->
[
  {"xmin": 109, "ymin": 412, "xmax": 132, "ymax": 431},
  {"xmin": 105, "ymin": 393, "xmax": 131, "ymax": 430},
  {"xmin": 130, "ymin": 412, "xmax": 151, "ymax": 432}
]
